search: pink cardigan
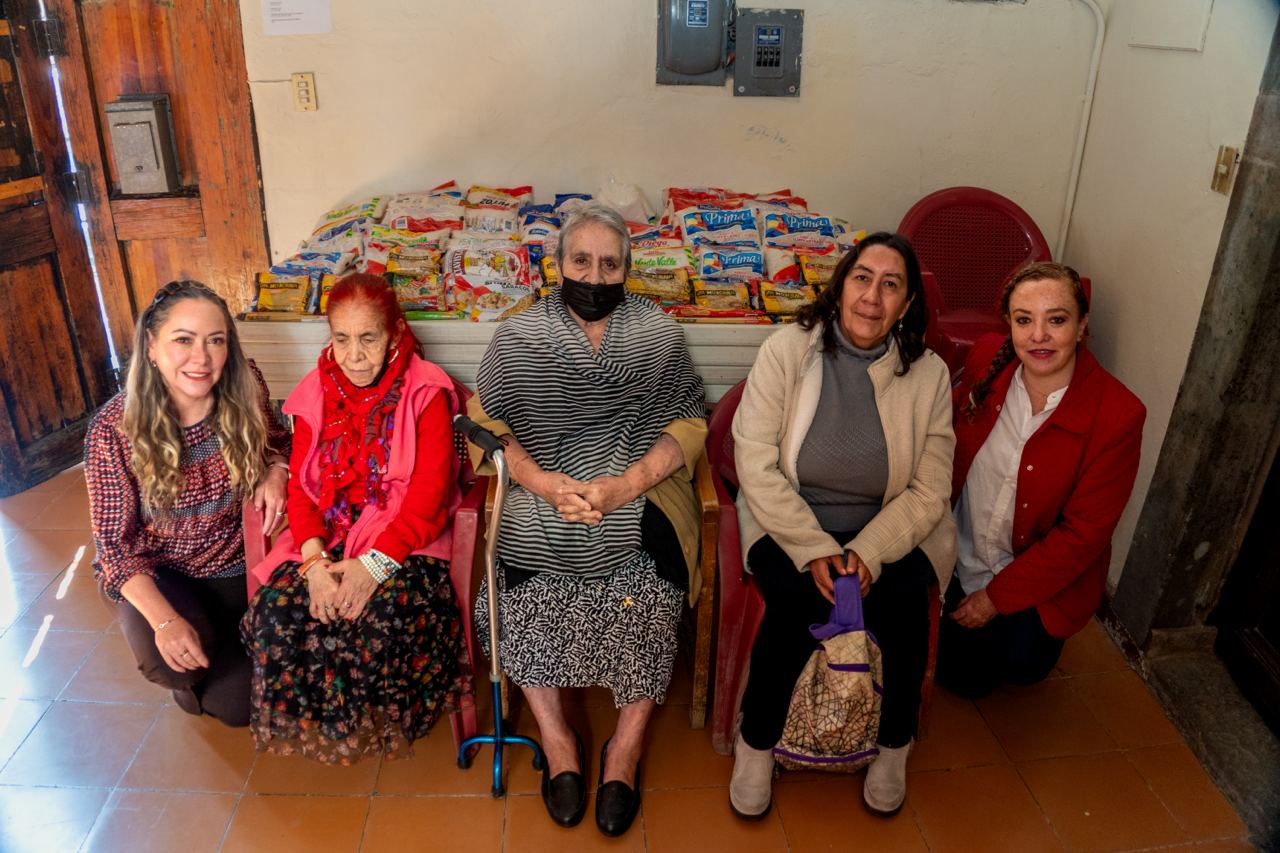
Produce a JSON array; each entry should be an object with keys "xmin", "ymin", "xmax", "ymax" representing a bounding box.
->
[{"xmin": 250, "ymin": 355, "xmax": 460, "ymax": 584}]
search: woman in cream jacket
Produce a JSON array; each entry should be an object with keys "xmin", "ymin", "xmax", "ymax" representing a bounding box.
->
[{"xmin": 729, "ymin": 232, "xmax": 956, "ymax": 820}]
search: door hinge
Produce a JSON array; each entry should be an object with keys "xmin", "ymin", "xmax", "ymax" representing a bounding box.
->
[
  {"xmin": 57, "ymin": 165, "xmax": 89, "ymax": 206},
  {"xmin": 33, "ymin": 13, "xmax": 66, "ymax": 58}
]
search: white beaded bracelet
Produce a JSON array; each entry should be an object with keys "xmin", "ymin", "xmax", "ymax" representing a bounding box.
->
[{"xmin": 358, "ymin": 549, "xmax": 400, "ymax": 584}]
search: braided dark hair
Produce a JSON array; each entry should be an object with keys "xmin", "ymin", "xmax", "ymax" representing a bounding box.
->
[
  {"xmin": 795, "ymin": 231, "xmax": 928, "ymax": 375},
  {"xmin": 962, "ymin": 261, "xmax": 1089, "ymax": 420}
]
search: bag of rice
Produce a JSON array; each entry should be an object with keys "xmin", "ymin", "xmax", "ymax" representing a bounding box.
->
[
  {"xmin": 302, "ymin": 197, "xmax": 386, "ymax": 253},
  {"xmin": 696, "ymin": 244, "xmax": 764, "ymax": 281},
  {"xmin": 448, "ymin": 231, "xmax": 521, "ymax": 251},
  {"xmin": 764, "ymin": 245, "xmax": 800, "ymax": 283},
  {"xmin": 678, "ymin": 204, "xmax": 761, "ymax": 247},
  {"xmin": 464, "ymin": 185, "xmax": 533, "ymax": 235},
  {"xmin": 763, "ymin": 212, "xmax": 836, "ymax": 246}
]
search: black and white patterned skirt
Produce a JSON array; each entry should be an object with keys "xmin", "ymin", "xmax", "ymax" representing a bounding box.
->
[{"xmin": 476, "ymin": 550, "xmax": 683, "ymax": 707}]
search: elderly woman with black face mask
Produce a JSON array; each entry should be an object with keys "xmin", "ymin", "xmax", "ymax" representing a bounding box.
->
[{"xmin": 466, "ymin": 201, "xmax": 707, "ymax": 837}]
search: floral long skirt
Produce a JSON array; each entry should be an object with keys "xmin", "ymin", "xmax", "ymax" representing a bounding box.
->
[{"xmin": 241, "ymin": 551, "xmax": 471, "ymax": 764}]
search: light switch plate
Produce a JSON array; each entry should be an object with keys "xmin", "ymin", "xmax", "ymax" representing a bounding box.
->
[{"xmin": 291, "ymin": 72, "xmax": 317, "ymax": 112}]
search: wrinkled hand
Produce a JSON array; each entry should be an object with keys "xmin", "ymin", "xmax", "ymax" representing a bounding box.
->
[
  {"xmin": 305, "ymin": 562, "xmax": 342, "ymax": 625},
  {"xmin": 525, "ymin": 470, "xmax": 598, "ymax": 523},
  {"xmin": 155, "ymin": 616, "xmax": 209, "ymax": 672},
  {"xmin": 333, "ymin": 558, "xmax": 380, "ymax": 620},
  {"xmin": 572, "ymin": 475, "xmax": 636, "ymax": 521},
  {"xmin": 950, "ymin": 588, "xmax": 998, "ymax": 628},
  {"xmin": 253, "ymin": 466, "xmax": 289, "ymax": 534}
]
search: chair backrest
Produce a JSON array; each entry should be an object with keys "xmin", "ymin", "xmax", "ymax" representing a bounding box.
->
[
  {"xmin": 449, "ymin": 377, "xmax": 478, "ymax": 490},
  {"xmin": 898, "ymin": 187, "xmax": 1052, "ymax": 312},
  {"xmin": 707, "ymin": 378, "xmax": 746, "ymax": 489}
]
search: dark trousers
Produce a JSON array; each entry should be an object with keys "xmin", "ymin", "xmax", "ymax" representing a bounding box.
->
[
  {"xmin": 935, "ymin": 576, "xmax": 1064, "ymax": 700},
  {"xmin": 102, "ymin": 571, "xmax": 252, "ymax": 727},
  {"xmin": 738, "ymin": 534, "xmax": 935, "ymax": 751}
]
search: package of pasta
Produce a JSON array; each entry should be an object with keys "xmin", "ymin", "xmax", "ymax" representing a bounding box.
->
[
  {"xmin": 632, "ymin": 245, "xmax": 693, "ymax": 274},
  {"xmin": 662, "ymin": 304, "xmax": 773, "ymax": 324},
  {"xmin": 317, "ymin": 274, "xmax": 339, "ymax": 314},
  {"xmin": 626, "ymin": 268, "xmax": 691, "ymax": 305},
  {"xmin": 446, "ymin": 244, "xmax": 531, "ymax": 286},
  {"xmin": 360, "ymin": 226, "xmax": 448, "ymax": 275},
  {"xmin": 692, "ymin": 276, "xmax": 752, "ymax": 310},
  {"xmin": 541, "ymin": 256, "xmax": 559, "ymax": 288},
  {"xmin": 390, "ymin": 273, "xmax": 449, "ymax": 311},
  {"xmin": 678, "ymin": 204, "xmax": 761, "ymax": 247},
  {"xmin": 696, "ymin": 244, "xmax": 764, "ymax": 281},
  {"xmin": 387, "ymin": 246, "xmax": 445, "ymax": 277},
  {"xmin": 798, "ymin": 247, "xmax": 841, "ymax": 289},
  {"xmin": 761, "ymin": 282, "xmax": 816, "ymax": 315},
  {"xmin": 252, "ymin": 272, "xmax": 311, "ymax": 313},
  {"xmin": 460, "ymin": 279, "xmax": 537, "ymax": 322}
]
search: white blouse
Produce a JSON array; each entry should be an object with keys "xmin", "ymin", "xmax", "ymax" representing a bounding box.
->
[{"xmin": 955, "ymin": 366, "xmax": 1066, "ymax": 595}]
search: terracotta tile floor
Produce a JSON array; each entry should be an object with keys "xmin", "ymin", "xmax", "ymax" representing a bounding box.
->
[{"xmin": 0, "ymin": 467, "xmax": 1255, "ymax": 852}]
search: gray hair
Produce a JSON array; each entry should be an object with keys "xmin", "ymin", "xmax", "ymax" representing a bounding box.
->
[{"xmin": 555, "ymin": 200, "xmax": 632, "ymax": 276}]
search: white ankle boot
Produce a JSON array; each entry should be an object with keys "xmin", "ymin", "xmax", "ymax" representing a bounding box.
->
[
  {"xmin": 863, "ymin": 739, "xmax": 913, "ymax": 816},
  {"xmin": 729, "ymin": 733, "xmax": 775, "ymax": 819}
]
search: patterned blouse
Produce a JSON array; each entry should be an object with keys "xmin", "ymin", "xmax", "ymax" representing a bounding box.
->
[{"xmin": 86, "ymin": 365, "xmax": 290, "ymax": 600}]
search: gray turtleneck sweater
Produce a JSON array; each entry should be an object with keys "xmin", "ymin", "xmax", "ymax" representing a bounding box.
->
[{"xmin": 794, "ymin": 323, "xmax": 889, "ymax": 532}]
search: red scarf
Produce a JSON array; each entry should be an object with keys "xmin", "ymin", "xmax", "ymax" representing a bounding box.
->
[{"xmin": 315, "ymin": 327, "xmax": 417, "ymax": 536}]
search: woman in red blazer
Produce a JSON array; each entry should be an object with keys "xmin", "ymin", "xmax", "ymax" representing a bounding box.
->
[{"xmin": 938, "ymin": 262, "xmax": 1145, "ymax": 699}]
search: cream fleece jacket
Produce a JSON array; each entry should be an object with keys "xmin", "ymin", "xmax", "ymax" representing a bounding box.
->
[{"xmin": 732, "ymin": 322, "xmax": 957, "ymax": 590}]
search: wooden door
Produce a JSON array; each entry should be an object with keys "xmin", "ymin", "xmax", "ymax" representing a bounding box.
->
[{"xmin": 0, "ymin": 5, "xmax": 120, "ymax": 496}]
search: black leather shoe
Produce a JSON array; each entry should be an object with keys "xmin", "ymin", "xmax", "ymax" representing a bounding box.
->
[
  {"xmin": 595, "ymin": 738, "xmax": 641, "ymax": 837},
  {"xmin": 541, "ymin": 728, "xmax": 587, "ymax": 827}
]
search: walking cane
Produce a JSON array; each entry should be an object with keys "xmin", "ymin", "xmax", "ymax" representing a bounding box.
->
[{"xmin": 453, "ymin": 414, "xmax": 546, "ymax": 797}]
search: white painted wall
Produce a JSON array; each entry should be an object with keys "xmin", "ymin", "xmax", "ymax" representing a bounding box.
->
[
  {"xmin": 1064, "ymin": 0, "xmax": 1277, "ymax": 584},
  {"xmin": 240, "ymin": 0, "xmax": 1097, "ymax": 261},
  {"xmin": 240, "ymin": 0, "xmax": 1278, "ymax": 586}
]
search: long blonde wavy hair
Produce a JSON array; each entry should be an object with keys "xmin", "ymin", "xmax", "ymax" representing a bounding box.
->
[{"xmin": 122, "ymin": 280, "xmax": 268, "ymax": 514}]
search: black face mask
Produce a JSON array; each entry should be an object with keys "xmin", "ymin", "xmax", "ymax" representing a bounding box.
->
[{"xmin": 560, "ymin": 275, "xmax": 627, "ymax": 322}]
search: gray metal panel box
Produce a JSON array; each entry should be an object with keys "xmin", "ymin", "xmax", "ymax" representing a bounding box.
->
[
  {"xmin": 656, "ymin": 0, "xmax": 731, "ymax": 86},
  {"xmin": 733, "ymin": 8, "xmax": 803, "ymax": 97},
  {"xmin": 105, "ymin": 94, "xmax": 180, "ymax": 195}
]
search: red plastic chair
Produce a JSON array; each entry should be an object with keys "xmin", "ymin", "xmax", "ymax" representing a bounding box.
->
[
  {"xmin": 708, "ymin": 379, "xmax": 941, "ymax": 755},
  {"xmin": 898, "ymin": 187, "xmax": 1052, "ymax": 373},
  {"xmin": 243, "ymin": 376, "xmax": 487, "ymax": 752}
]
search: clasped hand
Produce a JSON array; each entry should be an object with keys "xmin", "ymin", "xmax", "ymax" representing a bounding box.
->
[
  {"xmin": 305, "ymin": 558, "xmax": 381, "ymax": 624},
  {"xmin": 807, "ymin": 552, "xmax": 872, "ymax": 604},
  {"xmin": 530, "ymin": 471, "xmax": 635, "ymax": 525}
]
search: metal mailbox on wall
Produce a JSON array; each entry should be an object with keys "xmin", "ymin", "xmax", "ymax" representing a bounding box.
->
[{"xmin": 104, "ymin": 94, "xmax": 180, "ymax": 195}]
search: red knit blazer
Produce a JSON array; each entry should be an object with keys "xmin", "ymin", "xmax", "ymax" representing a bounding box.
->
[{"xmin": 951, "ymin": 334, "xmax": 1146, "ymax": 638}]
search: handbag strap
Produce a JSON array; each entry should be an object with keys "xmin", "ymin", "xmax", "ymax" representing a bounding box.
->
[{"xmin": 809, "ymin": 574, "xmax": 866, "ymax": 641}]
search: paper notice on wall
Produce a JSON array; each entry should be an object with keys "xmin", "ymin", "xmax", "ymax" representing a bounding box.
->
[{"xmin": 261, "ymin": 0, "xmax": 331, "ymax": 36}]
